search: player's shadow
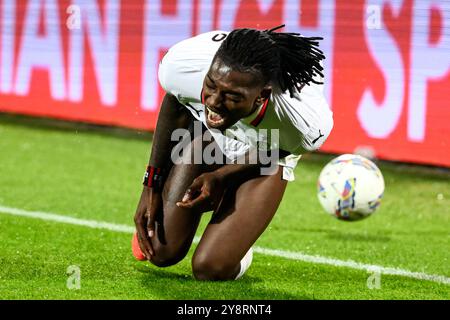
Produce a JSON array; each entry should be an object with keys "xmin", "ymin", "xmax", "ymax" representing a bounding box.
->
[{"xmin": 133, "ymin": 265, "xmax": 311, "ymax": 300}]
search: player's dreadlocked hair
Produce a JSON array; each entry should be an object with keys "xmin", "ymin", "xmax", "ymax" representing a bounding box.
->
[{"xmin": 215, "ymin": 25, "xmax": 325, "ymax": 97}]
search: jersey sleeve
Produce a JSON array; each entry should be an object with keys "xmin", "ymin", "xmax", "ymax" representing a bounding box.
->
[
  {"xmin": 272, "ymin": 82, "xmax": 333, "ymax": 155},
  {"xmin": 292, "ymin": 83, "xmax": 333, "ymax": 153},
  {"xmin": 158, "ymin": 31, "xmax": 228, "ymax": 103}
]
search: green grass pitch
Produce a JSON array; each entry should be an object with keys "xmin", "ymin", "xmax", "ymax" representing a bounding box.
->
[{"xmin": 0, "ymin": 114, "xmax": 449, "ymax": 300}]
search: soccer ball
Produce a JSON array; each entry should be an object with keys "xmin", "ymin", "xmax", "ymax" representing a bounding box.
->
[{"xmin": 317, "ymin": 154, "xmax": 385, "ymax": 221}]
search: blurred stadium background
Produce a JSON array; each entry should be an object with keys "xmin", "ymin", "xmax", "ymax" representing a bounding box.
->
[{"xmin": 0, "ymin": 0, "xmax": 448, "ymax": 299}]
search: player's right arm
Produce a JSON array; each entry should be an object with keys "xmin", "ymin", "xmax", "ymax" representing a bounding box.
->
[
  {"xmin": 135, "ymin": 32, "xmax": 221, "ymax": 258},
  {"xmin": 134, "ymin": 93, "xmax": 191, "ymax": 259}
]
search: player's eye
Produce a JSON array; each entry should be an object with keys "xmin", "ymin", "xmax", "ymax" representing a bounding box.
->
[
  {"xmin": 205, "ymin": 78, "xmax": 215, "ymax": 88},
  {"xmin": 226, "ymin": 94, "xmax": 241, "ymax": 103}
]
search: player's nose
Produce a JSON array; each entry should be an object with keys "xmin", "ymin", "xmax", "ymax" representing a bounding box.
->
[{"xmin": 206, "ymin": 92, "xmax": 223, "ymax": 109}]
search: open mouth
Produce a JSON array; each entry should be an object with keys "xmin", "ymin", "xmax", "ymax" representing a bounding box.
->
[{"xmin": 206, "ymin": 106, "xmax": 226, "ymax": 127}]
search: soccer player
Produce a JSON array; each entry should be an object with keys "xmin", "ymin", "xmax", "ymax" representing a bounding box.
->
[{"xmin": 133, "ymin": 25, "xmax": 333, "ymax": 281}]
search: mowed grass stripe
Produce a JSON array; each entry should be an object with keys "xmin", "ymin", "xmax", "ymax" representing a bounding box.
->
[{"xmin": 1, "ymin": 204, "xmax": 449, "ymax": 286}]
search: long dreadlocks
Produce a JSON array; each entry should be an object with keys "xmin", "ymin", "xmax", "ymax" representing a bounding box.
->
[{"xmin": 215, "ymin": 25, "xmax": 325, "ymax": 97}]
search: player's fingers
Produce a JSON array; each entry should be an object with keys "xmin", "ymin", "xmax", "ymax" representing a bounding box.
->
[
  {"xmin": 186, "ymin": 178, "xmax": 204, "ymax": 197},
  {"xmin": 177, "ymin": 179, "xmax": 203, "ymax": 206},
  {"xmin": 146, "ymin": 208, "xmax": 156, "ymax": 239},
  {"xmin": 180, "ymin": 189, "xmax": 190, "ymax": 203},
  {"xmin": 177, "ymin": 192, "xmax": 208, "ymax": 209},
  {"xmin": 177, "ymin": 188, "xmax": 193, "ymax": 205},
  {"xmin": 133, "ymin": 214, "xmax": 146, "ymax": 251},
  {"xmin": 189, "ymin": 177, "xmax": 203, "ymax": 190},
  {"xmin": 135, "ymin": 213, "xmax": 153, "ymax": 257},
  {"xmin": 137, "ymin": 226, "xmax": 153, "ymax": 258},
  {"xmin": 142, "ymin": 209, "xmax": 156, "ymax": 257},
  {"xmin": 135, "ymin": 231, "xmax": 148, "ymax": 259}
]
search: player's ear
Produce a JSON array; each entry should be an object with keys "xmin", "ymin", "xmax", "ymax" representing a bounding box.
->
[{"xmin": 256, "ymin": 86, "xmax": 272, "ymax": 105}]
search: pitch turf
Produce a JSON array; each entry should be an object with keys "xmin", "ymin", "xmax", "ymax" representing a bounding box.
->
[{"xmin": 0, "ymin": 114, "xmax": 449, "ymax": 300}]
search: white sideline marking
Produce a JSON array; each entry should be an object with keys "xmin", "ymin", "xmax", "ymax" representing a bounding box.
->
[
  {"xmin": 253, "ymin": 247, "xmax": 450, "ymax": 285},
  {"xmin": 0, "ymin": 205, "xmax": 135, "ymax": 233},
  {"xmin": 0, "ymin": 205, "xmax": 449, "ymax": 285}
]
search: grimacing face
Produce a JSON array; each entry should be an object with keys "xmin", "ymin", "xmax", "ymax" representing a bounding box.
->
[{"xmin": 202, "ymin": 57, "xmax": 272, "ymax": 131}]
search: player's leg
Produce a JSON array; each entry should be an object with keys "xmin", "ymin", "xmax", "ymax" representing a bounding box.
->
[
  {"xmin": 191, "ymin": 166, "xmax": 287, "ymax": 280},
  {"xmin": 145, "ymin": 125, "xmax": 223, "ymax": 267}
]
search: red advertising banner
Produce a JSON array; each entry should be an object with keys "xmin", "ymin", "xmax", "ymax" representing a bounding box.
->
[{"xmin": 0, "ymin": 0, "xmax": 449, "ymax": 167}]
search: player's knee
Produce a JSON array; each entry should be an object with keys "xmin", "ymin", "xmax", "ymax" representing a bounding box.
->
[
  {"xmin": 192, "ymin": 253, "xmax": 237, "ymax": 281},
  {"xmin": 149, "ymin": 243, "xmax": 187, "ymax": 268}
]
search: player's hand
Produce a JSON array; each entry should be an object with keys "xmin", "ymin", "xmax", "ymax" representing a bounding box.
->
[
  {"xmin": 176, "ymin": 172, "xmax": 225, "ymax": 210},
  {"xmin": 134, "ymin": 186, "xmax": 162, "ymax": 259}
]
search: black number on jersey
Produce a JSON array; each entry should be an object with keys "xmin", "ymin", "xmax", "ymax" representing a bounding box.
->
[{"xmin": 212, "ymin": 33, "xmax": 227, "ymax": 42}]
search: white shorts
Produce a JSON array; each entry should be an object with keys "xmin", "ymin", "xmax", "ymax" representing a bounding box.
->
[{"xmin": 203, "ymin": 127, "xmax": 302, "ymax": 181}]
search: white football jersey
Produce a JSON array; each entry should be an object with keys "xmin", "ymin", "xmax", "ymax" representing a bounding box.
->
[{"xmin": 158, "ymin": 31, "xmax": 334, "ymax": 181}]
